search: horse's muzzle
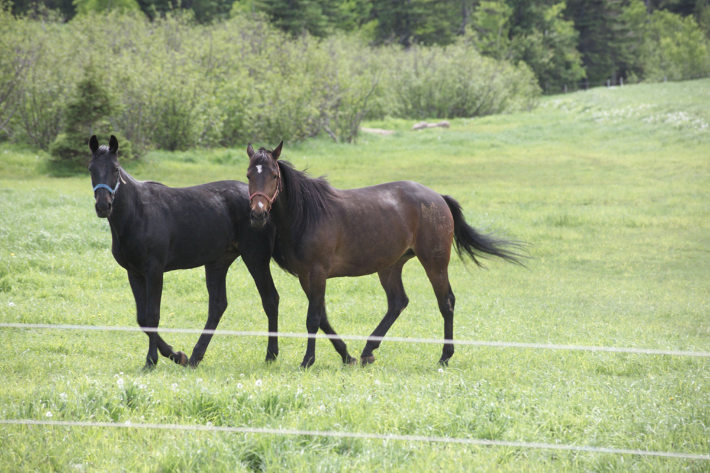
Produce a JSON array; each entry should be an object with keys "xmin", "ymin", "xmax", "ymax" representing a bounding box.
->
[
  {"xmin": 250, "ymin": 210, "xmax": 269, "ymax": 227},
  {"xmin": 95, "ymin": 201, "xmax": 112, "ymax": 218}
]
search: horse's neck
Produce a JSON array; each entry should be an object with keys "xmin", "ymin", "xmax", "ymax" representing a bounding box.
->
[
  {"xmin": 107, "ymin": 169, "xmax": 140, "ymax": 235},
  {"xmin": 271, "ymin": 194, "xmax": 299, "ymax": 252}
]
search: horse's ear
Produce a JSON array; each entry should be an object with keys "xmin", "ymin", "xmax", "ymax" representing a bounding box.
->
[
  {"xmin": 109, "ymin": 135, "xmax": 119, "ymax": 153},
  {"xmin": 247, "ymin": 143, "xmax": 254, "ymax": 159},
  {"xmin": 272, "ymin": 141, "xmax": 283, "ymax": 160},
  {"xmin": 89, "ymin": 135, "xmax": 99, "ymax": 154}
]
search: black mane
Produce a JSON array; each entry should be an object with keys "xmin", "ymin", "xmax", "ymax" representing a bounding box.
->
[{"xmin": 277, "ymin": 159, "xmax": 337, "ymax": 243}]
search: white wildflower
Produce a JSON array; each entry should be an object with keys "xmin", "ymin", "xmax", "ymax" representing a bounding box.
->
[
  {"xmin": 117, "ymin": 378, "xmax": 124, "ymax": 387},
  {"xmin": 206, "ymin": 422, "xmax": 213, "ymax": 428},
  {"xmin": 236, "ymin": 383, "xmax": 243, "ymax": 389},
  {"xmin": 46, "ymin": 411, "xmax": 53, "ymax": 418},
  {"xmin": 60, "ymin": 393, "xmax": 68, "ymax": 401},
  {"xmin": 255, "ymin": 380, "xmax": 262, "ymax": 387},
  {"xmin": 8, "ymin": 302, "xmax": 14, "ymax": 307},
  {"xmin": 374, "ymin": 380, "xmax": 381, "ymax": 385},
  {"xmin": 438, "ymin": 368, "xmax": 444, "ymax": 373}
]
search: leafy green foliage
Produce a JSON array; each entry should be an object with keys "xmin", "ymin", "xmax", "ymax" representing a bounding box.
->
[
  {"xmin": 638, "ymin": 5, "xmax": 710, "ymax": 80},
  {"xmin": 49, "ymin": 66, "xmax": 132, "ymax": 167},
  {"xmin": 378, "ymin": 39, "xmax": 540, "ymax": 119},
  {"xmin": 73, "ymin": 0, "xmax": 141, "ymax": 15},
  {"xmin": 1, "ymin": 11, "xmax": 540, "ymax": 151},
  {"xmin": 508, "ymin": 2, "xmax": 585, "ymax": 92}
]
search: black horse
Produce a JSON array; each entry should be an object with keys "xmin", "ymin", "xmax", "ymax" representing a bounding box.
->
[
  {"xmin": 89, "ymin": 135, "xmax": 280, "ymax": 369},
  {"xmin": 246, "ymin": 142, "xmax": 525, "ymax": 368}
]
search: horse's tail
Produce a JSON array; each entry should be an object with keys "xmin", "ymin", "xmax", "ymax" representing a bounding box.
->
[{"xmin": 442, "ymin": 195, "xmax": 528, "ymax": 268}]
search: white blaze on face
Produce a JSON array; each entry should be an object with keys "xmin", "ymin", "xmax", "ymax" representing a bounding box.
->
[
  {"xmin": 256, "ymin": 165, "xmax": 262, "ymax": 174},
  {"xmin": 258, "ymin": 202, "xmax": 264, "ymax": 209}
]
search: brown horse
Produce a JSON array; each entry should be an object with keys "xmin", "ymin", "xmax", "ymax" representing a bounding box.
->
[{"xmin": 246, "ymin": 142, "xmax": 525, "ymax": 368}]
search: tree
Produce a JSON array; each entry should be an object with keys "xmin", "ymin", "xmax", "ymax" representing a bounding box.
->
[
  {"xmin": 49, "ymin": 66, "xmax": 132, "ymax": 167},
  {"xmin": 73, "ymin": 0, "xmax": 142, "ymax": 15},
  {"xmin": 470, "ymin": 0, "xmax": 513, "ymax": 59}
]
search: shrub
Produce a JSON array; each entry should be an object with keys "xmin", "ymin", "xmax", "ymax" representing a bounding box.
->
[
  {"xmin": 2, "ymin": 10, "xmax": 542, "ymax": 151},
  {"xmin": 380, "ymin": 40, "xmax": 540, "ymax": 120}
]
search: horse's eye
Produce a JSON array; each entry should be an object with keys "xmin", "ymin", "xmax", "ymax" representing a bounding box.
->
[{"xmin": 273, "ymin": 175, "xmax": 277, "ymax": 180}]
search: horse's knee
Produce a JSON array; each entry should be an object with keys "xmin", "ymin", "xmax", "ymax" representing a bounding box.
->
[
  {"xmin": 306, "ymin": 314, "xmax": 320, "ymax": 333},
  {"xmin": 263, "ymin": 297, "xmax": 278, "ymax": 317}
]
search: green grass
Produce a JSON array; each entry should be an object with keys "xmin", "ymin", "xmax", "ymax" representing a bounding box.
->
[{"xmin": 1, "ymin": 79, "xmax": 710, "ymax": 471}]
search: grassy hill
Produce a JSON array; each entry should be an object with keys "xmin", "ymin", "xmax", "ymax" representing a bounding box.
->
[{"xmin": 1, "ymin": 79, "xmax": 709, "ymax": 471}]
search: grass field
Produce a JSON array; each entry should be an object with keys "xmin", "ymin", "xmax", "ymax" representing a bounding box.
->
[{"xmin": 1, "ymin": 79, "xmax": 710, "ymax": 471}]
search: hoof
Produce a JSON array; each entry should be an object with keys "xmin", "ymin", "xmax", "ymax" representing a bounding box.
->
[
  {"xmin": 265, "ymin": 351, "xmax": 278, "ymax": 363},
  {"xmin": 438, "ymin": 358, "xmax": 450, "ymax": 367},
  {"xmin": 142, "ymin": 362, "xmax": 156, "ymax": 372},
  {"xmin": 345, "ymin": 355, "xmax": 357, "ymax": 366},
  {"xmin": 361, "ymin": 355, "xmax": 376, "ymax": 366},
  {"xmin": 300, "ymin": 357, "xmax": 315, "ymax": 369},
  {"xmin": 171, "ymin": 351, "xmax": 188, "ymax": 366}
]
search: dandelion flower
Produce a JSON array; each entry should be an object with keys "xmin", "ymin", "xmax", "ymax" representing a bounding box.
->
[
  {"xmin": 125, "ymin": 420, "xmax": 131, "ymax": 426},
  {"xmin": 237, "ymin": 383, "xmax": 243, "ymax": 389},
  {"xmin": 206, "ymin": 422, "xmax": 213, "ymax": 428},
  {"xmin": 60, "ymin": 393, "xmax": 67, "ymax": 400},
  {"xmin": 374, "ymin": 380, "xmax": 381, "ymax": 385},
  {"xmin": 255, "ymin": 380, "xmax": 262, "ymax": 387},
  {"xmin": 117, "ymin": 378, "xmax": 124, "ymax": 387},
  {"xmin": 438, "ymin": 368, "xmax": 444, "ymax": 373},
  {"xmin": 46, "ymin": 411, "xmax": 53, "ymax": 418},
  {"xmin": 8, "ymin": 302, "xmax": 14, "ymax": 307}
]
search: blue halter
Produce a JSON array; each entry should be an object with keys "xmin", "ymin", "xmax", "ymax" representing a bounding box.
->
[{"xmin": 93, "ymin": 178, "xmax": 120, "ymax": 196}]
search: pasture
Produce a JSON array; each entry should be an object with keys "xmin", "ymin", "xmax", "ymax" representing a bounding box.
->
[{"xmin": 1, "ymin": 79, "xmax": 709, "ymax": 471}]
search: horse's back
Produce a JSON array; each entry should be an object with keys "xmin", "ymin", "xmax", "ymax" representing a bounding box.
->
[
  {"xmin": 137, "ymin": 180, "xmax": 251, "ymax": 270},
  {"xmin": 324, "ymin": 181, "xmax": 453, "ymax": 276}
]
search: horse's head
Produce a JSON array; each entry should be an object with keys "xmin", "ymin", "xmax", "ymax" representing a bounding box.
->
[
  {"xmin": 88, "ymin": 135, "xmax": 122, "ymax": 218},
  {"xmin": 246, "ymin": 141, "xmax": 283, "ymax": 227}
]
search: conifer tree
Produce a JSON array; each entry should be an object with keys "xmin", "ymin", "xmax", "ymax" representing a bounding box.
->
[{"xmin": 49, "ymin": 66, "xmax": 131, "ymax": 167}]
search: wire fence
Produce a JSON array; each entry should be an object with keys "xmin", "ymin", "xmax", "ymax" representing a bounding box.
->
[
  {"xmin": 2, "ymin": 322, "xmax": 709, "ymax": 358},
  {"xmin": 1, "ymin": 419, "xmax": 709, "ymax": 461},
  {"xmin": 2, "ymin": 322, "xmax": 709, "ymax": 461}
]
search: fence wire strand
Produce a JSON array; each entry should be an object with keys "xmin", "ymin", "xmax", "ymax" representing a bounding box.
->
[
  {"xmin": 1, "ymin": 419, "xmax": 708, "ymax": 461},
  {"xmin": 1, "ymin": 323, "xmax": 709, "ymax": 357}
]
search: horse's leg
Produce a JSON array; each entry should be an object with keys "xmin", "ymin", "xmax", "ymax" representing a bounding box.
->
[
  {"xmin": 128, "ymin": 271, "xmax": 186, "ymax": 369},
  {"xmin": 422, "ymin": 262, "xmax": 456, "ymax": 366},
  {"xmin": 143, "ymin": 268, "xmax": 187, "ymax": 368},
  {"xmin": 361, "ymin": 259, "xmax": 411, "ymax": 366},
  {"xmin": 241, "ymin": 246, "xmax": 280, "ymax": 363},
  {"xmin": 318, "ymin": 307, "xmax": 355, "ymax": 365},
  {"xmin": 188, "ymin": 258, "xmax": 235, "ymax": 368},
  {"xmin": 127, "ymin": 272, "xmax": 152, "ymax": 368}
]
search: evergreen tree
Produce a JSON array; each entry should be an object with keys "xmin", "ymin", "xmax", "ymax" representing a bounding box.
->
[
  {"xmin": 50, "ymin": 66, "xmax": 132, "ymax": 167},
  {"xmin": 564, "ymin": 0, "xmax": 615, "ymax": 84},
  {"xmin": 10, "ymin": 0, "xmax": 76, "ymax": 19},
  {"xmin": 73, "ymin": 0, "xmax": 142, "ymax": 15}
]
